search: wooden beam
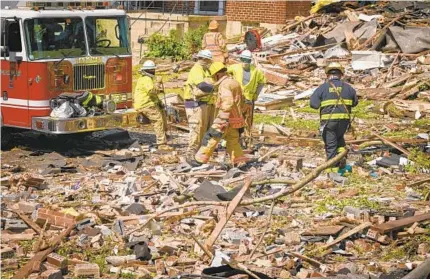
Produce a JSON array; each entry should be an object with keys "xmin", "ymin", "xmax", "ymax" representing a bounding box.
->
[
  {"xmin": 13, "ymin": 223, "xmax": 75, "ymax": 279},
  {"xmin": 204, "ymin": 179, "xmax": 252, "ymax": 251},
  {"xmin": 371, "ymin": 213, "xmax": 430, "ymax": 234},
  {"xmin": 403, "ymin": 258, "xmax": 430, "ymax": 279},
  {"xmin": 321, "ymin": 222, "xmax": 372, "ymax": 250},
  {"xmin": 372, "ymin": 133, "xmax": 410, "ymax": 156}
]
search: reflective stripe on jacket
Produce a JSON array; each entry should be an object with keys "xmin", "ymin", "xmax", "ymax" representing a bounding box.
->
[
  {"xmin": 227, "ymin": 64, "xmax": 266, "ymax": 101},
  {"xmin": 202, "ymin": 32, "xmax": 226, "ymax": 56},
  {"xmin": 310, "ymin": 78, "xmax": 358, "ymax": 121},
  {"xmin": 213, "ymin": 76, "xmax": 245, "ymax": 129},
  {"xmin": 133, "ymin": 75, "xmax": 161, "ymax": 110},
  {"xmin": 183, "ymin": 63, "xmax": 215, "ymax": 104}
]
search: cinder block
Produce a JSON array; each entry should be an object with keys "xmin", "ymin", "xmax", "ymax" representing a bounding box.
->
[
  {"xmin": 47, "ymin": 253, "xmax": 68, "ymax": 274},
  {"xmin": 5, "ymin": 219, "xmax": 28, "ymax": 231},
  {"xmin": 74, "ymin": 263, "xmax": 100, "ymax": 278},
  {"xmin": 1, "ymin": 246, "xmax": 15, "ymax": 259}
]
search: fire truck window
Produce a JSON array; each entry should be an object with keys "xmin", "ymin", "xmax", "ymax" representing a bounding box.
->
[
  {"xmin": 24, "ymin": 17, "xmax": 86, "ymax": 60},
  {"xmin": 8, "ymin": 22, "xmax": 22, "ymax": 52},
  {"xmin": 85, "ymin": 16, "xmax": 130, "ymax": 56}
]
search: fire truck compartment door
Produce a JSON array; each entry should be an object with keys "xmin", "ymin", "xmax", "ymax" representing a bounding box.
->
[{"xmin": 1, "ymin": 18, "xmax": 29, "ymax": 128}]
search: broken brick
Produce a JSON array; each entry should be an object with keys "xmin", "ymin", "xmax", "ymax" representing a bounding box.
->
[
  {"xmin": 41, "ymin": 269, "xmax": 63, "ymax": 279},
  {"xmin": 35, "ymin": 208, "xmax": 75, "ymax": 228}
]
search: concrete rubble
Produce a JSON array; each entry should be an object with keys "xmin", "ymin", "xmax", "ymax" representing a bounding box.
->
[{"xmin": 1, "ymin": 1, "xmax": 430, "ymax": 279}]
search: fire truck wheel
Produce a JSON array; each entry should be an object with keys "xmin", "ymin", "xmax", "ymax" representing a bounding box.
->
[{"xmin": 1, "ymin": 127, "xmax": 13, "ymax": 150}]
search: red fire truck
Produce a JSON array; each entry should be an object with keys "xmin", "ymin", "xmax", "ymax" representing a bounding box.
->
[{"xmin": 1, "ymin": 7, "xmax": 138, "ymax": 146}]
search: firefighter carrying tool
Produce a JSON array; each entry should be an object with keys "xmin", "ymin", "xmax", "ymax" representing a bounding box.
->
[
  {"xmin": 227, "ymin": 50, "xmax": 266, "ymax": 148},
  {"xmin": 202, "ymin": 20, "xmax": 228, "ymax": 63},
  {"xmin": 190, "ymin": 62, "xmax": 249, "ymax": 167},
  {"xmin": 310, "ymin": 62, "xmax": 358, "ymax": 173},
  {"xmin": 134, "ymin": 60, "xmax": 172, "ymax": 151},
  {"xmin": 183, "ymin": 50, "xmax": 215, "ymax": 156}
]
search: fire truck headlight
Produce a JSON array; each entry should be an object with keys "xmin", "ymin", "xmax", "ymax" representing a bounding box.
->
[
  {"xmin": 63, "ymin": 74, "xmax": 70, "ymax": 84},
  {"xmin": 103, "ymin": 100, "xmax": 117, "ymax": 114}
]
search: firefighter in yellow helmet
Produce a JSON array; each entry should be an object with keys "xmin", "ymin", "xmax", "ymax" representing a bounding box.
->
[
  {"xmin": 202, "ymin": 20, "xmax": 228, "ymax": 63},
  {"xmin": 227, "ymin": 50, "xmax": 266, "ymax": 148},
  {"xmin": 190, "ymin": 62, "xmax": 248, "ymax": 167},
  {"xmin": 134, "ymin": 60, "xmax": 172, "ymax": 151},
  {"xmin": 183, "ymin": 50, "xmax": 216, "ymax": 156},
  {"xmin": 310, "ymin": 62, "xmax": 358, "ymax": 173}
]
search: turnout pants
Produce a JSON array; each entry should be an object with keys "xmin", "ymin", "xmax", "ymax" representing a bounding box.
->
[
  {"xmin": 242, "ymin": 103, "xmax": 253, "ymax": 145},
  {"xmin": 321, "ymin": 119, "xmax": 349, "ymax": 162},
  {"xmin": 138, "ymin": 106, "xmax": 167, "ymax": 145},
  {"xmin": 185, "ymin": 104, "xmax": 215, "ymax": 154},
  {"xmin": 195, "ymin": 127, "xmax": 248, "ymax": 165}
]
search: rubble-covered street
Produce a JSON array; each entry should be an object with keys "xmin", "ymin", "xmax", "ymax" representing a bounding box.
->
[{"xmin": 1, "ymin": 1, "xmax": 430, "ymax": 279}]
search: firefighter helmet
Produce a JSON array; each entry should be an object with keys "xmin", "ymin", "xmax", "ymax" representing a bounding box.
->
[
  {"xmin": 208, "ymin": 20, "xmax": 219, "ymax": 30},
  {"xmin": 197, "ymin": 49, "xmax": 213, "ymax": 60},
  {"xmin": 239, "ymin": 50, "xmax": 252, "ymax": 62},
  {"xmin": 209, "ymin": 62, "xmax": 226, "ymax": 76},
  {"xmin": 325, "ymin": 62, "xmax": 344, "ymax": 74},
  {"xmin": 141, "ymin": 60, "xmax": 156, "ymax": 71}
]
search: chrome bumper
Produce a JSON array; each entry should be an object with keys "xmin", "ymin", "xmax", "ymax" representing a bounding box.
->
[{"xmin": 31, "ymin": 109, "xmax": 139, "ymax": 134}]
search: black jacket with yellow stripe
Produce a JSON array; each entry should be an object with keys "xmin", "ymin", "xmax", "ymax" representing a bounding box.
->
[{"xmin": 310, "ymin": 78, "xmax": 358, "ymax": 121}]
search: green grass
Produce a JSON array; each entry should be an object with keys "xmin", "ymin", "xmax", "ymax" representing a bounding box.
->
[
  {"xmin": 295, "ymin": 99, "xmax": 379, "ymax": 120},
  {"xmin": 254, "ymin": 113, "xmax": 319, "ymax": 131},
  {"xmin": 414, "ymin": 118, "xmax": 430, "ymax": 129}
]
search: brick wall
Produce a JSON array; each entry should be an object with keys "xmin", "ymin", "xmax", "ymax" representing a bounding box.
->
[
  {"xmin": 164, "ymin": 0, "xmax": 195, "ymax": 15},
  {"xmin": 225, "ymin": 0, "xmax": 310, "ymax": 24}
]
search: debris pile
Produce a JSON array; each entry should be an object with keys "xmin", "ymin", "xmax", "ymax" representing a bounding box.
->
[
  {"xmin": 227, "ymin": 1, "xmax": 430, "ymax": 117},
  {"xmin": 1, "ymin": 125, "xmax": 429, "ymax": 279}
]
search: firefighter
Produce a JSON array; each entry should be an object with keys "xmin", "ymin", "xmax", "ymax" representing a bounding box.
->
[
  {"xmin": 190, "ymin": 62, "xmax": 248, "ymax": 167},
  {"xmin": 183, "ymin": 49, "xmax": 215, "ymax": 155},
  {"xmin": 310, "ymin": 62, "xmax": 358, "ymax": 173},
  {"xmin": 227, "ymin": 50, "xmax": 266, "ymax": 147},
  {"xmin": 202, "ymin": 20, "xmax": 228, "ymax": 63},
  {"xmin": 134, "ymin": 60, "xmax": 172, "ymax": 151}
]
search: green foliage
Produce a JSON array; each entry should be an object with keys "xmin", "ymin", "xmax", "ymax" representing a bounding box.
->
[
  {"xmin": 183, "ymin": 25, "xmax": 208, "ymax": 55},
  {"xmin": 120, "ymin": 272, "xmax": 136, "ymax": 279},
  {"xmin": 146, "ymin": 30, "xmax": 186, "ymax": 60},
  {"xmin": 406, "ymin": 148, "xmax": 430, "ymax": 173},
  {"xmin": 414, "ymin": 118, "xmax": 430, "ymax": 128},
  {"xmin": 146, "ymin": 25, "xmax": 208, "ymax": 60},
  {"xmin": 314, "ymin": 196, "xmax": 381, "ymax": 214},
  {"xmin": 253, "ymin": 113, "xmax": 319, "ymax": 131}
]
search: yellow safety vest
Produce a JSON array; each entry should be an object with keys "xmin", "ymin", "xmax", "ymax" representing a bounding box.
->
[
  {"xmin": 227, "ymin": 64, "xmax": 266, "ymax": 101},
  {"xmin": 183, "ymin": 63, "xmax": 215, "ymax": 104},
  {"xmin": 133, "ymin": 75, "xmax": 161, "ymax": 110}
]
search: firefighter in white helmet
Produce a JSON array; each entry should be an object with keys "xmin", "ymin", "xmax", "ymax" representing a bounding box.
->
[
  {"xmin": 134, "ymin": 60, "xmax": 172, "ymax": 151},
  {"xmin": 310, "ymin": 62, "xmax": 358, "ymax": 174},
  {"xmin": 183, "ymin": 49, "xmax": 216, "ymax": 156},
  {"xmin": 202, "ymin": 20, "xmax": 228, "ymax": 63},
  {"xmin": 227, "ymin": 50, "xmax": 266, "ymax": 148}
]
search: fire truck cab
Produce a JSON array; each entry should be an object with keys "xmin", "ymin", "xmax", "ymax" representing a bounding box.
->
[{"xmin": 1, "ymin": 7, "xmax": 138, "ymax": 144}]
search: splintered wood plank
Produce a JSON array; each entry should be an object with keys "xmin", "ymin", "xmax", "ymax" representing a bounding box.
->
[
  {"xmin": 204, "ymin": 179, "xmax": 252, "ymax": 251},
  {"xmin": 321, "ymin": 222, "xmax": 372, "ymax": 250},
  {"xmin": 371, "ymin": 213, "xmax": 430, "ymax": 234},
  {"xmin": 302, "ymin": 225, "xmax": 345, "ymax": 236}
]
